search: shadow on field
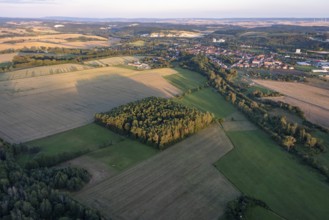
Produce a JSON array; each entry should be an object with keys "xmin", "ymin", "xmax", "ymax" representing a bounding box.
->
[{"xmin": 0, "ymin": 72, "xmax": 173, "ymax": 143}]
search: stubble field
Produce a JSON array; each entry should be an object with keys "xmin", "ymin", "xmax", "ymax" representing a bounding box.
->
[
  {"xmin": 76, "ymin": 124, "xmax": 240, "ymax": 220},
  {"xmin": 84, "ymin": 56, "xmax": 139, "ymax": 67},
  {"xmin": 0, "ymin": 34, "xmax": 110, "ymax": 50},
  {"xmin": 0, "ymin": 63, "xmax": 92, "ymax": 81},
  {"xmin": 0, "ymin": 53, "xmax": 17, "ymax": 63},
  {"xmin": 0, "ymin": 66, "xmax": 180, "ymax": 143},
  {"xmin": 254, "ymin": 80, "xmax": 329, "ymax": 129}
]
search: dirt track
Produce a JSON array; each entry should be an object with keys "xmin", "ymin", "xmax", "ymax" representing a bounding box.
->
[
  {"xmin": 0, "ymin": 67, "xmax": 180, "ymax": 143},
  {"xmin": 76, "ymin": 124, "xmax": 240, "ymax": 220},
  {"xmin": 254, "ymin": 80, "xmax": 329, "ymax": 129}
]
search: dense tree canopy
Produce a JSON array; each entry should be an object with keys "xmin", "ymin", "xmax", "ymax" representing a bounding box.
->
[
  {"xmin": 0, "ymin": 140, "xmax": 102, "ymax": 220},
  {"xmin": 95, "ymin": 97, "xmax": 213, "ymax": 150}
]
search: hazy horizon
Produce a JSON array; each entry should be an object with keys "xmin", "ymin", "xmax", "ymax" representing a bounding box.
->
[{"xmin": 0, "ymin": 0, "xmax": 328, "ymax": 18}]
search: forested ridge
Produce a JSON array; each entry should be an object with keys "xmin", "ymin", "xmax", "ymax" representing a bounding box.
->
[
  {"xmin": 95, "ymin": 97, "xmax": 214, "ymax": 150},
  {"xmin": 0, "ymin": 140, "xmax": 102, "ymax": 220}
]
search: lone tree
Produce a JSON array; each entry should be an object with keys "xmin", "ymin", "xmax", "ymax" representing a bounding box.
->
[{"xmin": 282, "ymin": 136, "xmax": 296, "ymax": 151}]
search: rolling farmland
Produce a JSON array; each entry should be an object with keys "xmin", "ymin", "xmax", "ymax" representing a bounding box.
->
[
  {"xmin": 0, "ymin": 34, "xmax": 110, "ymax": 50},
  {"xmin": 84, "ymin": 56, "xmax": 139, "ymax": 67},
  {"xmin": 0, "ymin": 66, "xmax": 180, "ymax": 143},
  {"xmin": 76, "ymin": 124, "xmax": 240, "ymax": 220},
  {"xmin": 0, "ymin": 53, "xmax": 17, "ymax": 63},
  {"xmin": 253, "ymin": 80, "xmax": 329, "ymax": 129},
  {"xmin": 0, "ymin": 63, "xmax": 92, "ymax": 81}
]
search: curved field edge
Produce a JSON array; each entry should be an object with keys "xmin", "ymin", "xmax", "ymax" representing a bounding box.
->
[{"xmin": 215, "ymin": 130, "xmax": 329, "ymax": 220}]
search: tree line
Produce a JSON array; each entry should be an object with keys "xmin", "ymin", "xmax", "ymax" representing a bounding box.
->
[
  {"xmin": 179, "ymin": 54, "xmax": 329, "ymax": 181},
  {"xmin": 95, "ymin": 97, "xmax": 213, "ymax": 150}
]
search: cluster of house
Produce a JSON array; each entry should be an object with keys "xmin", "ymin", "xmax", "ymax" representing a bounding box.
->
[
  {"xmin": 183, "ymin": 44, "xmax": 293, "ymax": 70},
  {"xmin": 237, "ymin": 55, "xmax": 295, "ymax": 69},
  {"xmin": 297, "ymin": 60, "xmax": 329, "ymax": 73},
  {"xmin": 128, "ymin": 61, "xmax": 150, "ymax": 70}
]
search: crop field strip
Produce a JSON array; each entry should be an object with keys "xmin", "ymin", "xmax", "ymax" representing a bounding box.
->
[
  {"xmin": 0, "ymin": 34, "xmax": 110, "ymax": 50},
  {"xmin": 254, "ymin": 80, "xmax": 329, "ymax": 129},
  {"xmin": 0, "ymin": 53, "xmax": 17, "ymax": 63},
  {"xmin": 84, "ymin": 56, "xmax": 139, "ymax": 67},
  {"xmin": 0, "ymin": 67, "xmax": 181, "ymax": 143},
  {"xmin": 0, "ymin": 63, "xmax": 93, "ymax": 81},
  {"xmin": 76, "ymin": 124, "xmax": 240, "ymax": 220}
]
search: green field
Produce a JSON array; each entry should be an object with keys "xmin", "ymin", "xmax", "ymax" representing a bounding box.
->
[
  {"xmin": 312, "ymin": 131, "xmax": 329, "ymax": 168},
  {"xmin": 164, "ymin": 67, "xmax": 207, "ymax": 92},
  {"xmin": 128, "ymin": 40, "xmax": 145, "ymax": 47},
  {"xmin": 24, "ymin": 123, "xmax": 158, "ymax": 171},
  {"xmin": 246, "ymin": 207, "xmax": 284, "ymax": 220},
  {"xmin": 246, "ymin": 85, "xmax": 277, "ymax": 95},
  {"xmin": 27, "ymin": 124, "xmax": 121, "ymax": 155},
  {"xmin": 215, "ymin": 130, "xmax": 329, "ymax": 220},
  {"xmin": 175, "ymin": 87, "xmax": 236, "ymax": 118}
]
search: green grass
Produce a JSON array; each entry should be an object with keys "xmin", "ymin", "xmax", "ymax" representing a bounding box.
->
[
  {"xmin": 164, "ymin": 68, "xmax": 207, "ymax": 92},
  {"xmin": 128, "ymin": 40, "xmax": 145, "ymax": 47},
  {"xmin": 246, "ymin": 207, "xmax": 284, "ymax": 220},
  {"xmin": 87, "ymin": 139, "xmax": 158, "ymax": 171},
  {"xmin": 246, "ymin": 85, "xmax": 276, "ymax": 95},
  {"xmin": 23, "ymin": 123, "xmax": 158, "ymax": 171},
  {"xmin": 215, "ymin": 130, "xmax": 329, "ymax": 220},
  {"xmin": 26, "ymin": 123, "xmax": 121, "ymax": 156},
  {"xmin": 312, "ymin": 131, "xmax": 329, "ymax": 168},
  {"xmin": 294, "ymin": 65, "xmax": 314, "ymax": 72},
  {"xmin": 175, "ymin": 88, "xmax": 236, "ymax": 118}
]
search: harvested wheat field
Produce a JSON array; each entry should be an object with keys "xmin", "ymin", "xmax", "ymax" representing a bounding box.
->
[
  {"xmin": 0, "ymin": 53, "xmax": 17, "ymax": 63},
  {"xmin": 76, "ymin": 124, "xmax": 240, "ymax": 220},
  {"xmin": 0, "ymin": 67, "xmax": 181, "ymax": 143},
  {"xmin": 84, "ymin": 56, "xmax": 139, "ymax": 67},
  {"xmin": 0, "ymin": 34, "xmax": 107, "ymax": 44},
  {"xmin": 0, "ymin": 34, "xmax": 110, "ymax": 50},
  {"xmin": 254, "ymin": 80, "xmax": 329, "ymax": 129},
  {"xmin": 0, "ymin": 63, "xmax": 92, "ymax": 81}
]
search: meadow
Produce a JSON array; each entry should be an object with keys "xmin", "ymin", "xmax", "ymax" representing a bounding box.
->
[
  {"xmin": 163, "ymin": 67, "xmax": 207, "ymax": 91},
  {"xmin": 215, "ymin": 130, "xmax": 329, "ymax": 220},
  {"xmin": 175, "ymin": 87, "xmax": 236, "ymax": 119},
  {"xmin": 25, "ymin": 123, "xmax": 158, "ymax": 172}
]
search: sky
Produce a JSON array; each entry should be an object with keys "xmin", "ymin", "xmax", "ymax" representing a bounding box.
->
[{"xmin": 0, "ymin": 0, "xmax": 328, "ymax": 18}]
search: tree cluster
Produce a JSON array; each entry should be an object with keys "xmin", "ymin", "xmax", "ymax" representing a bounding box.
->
[
  {"xmin": 95, "ymin": 97, "xmax": 213, "ymax": 150},
  {"xmin": 30, "ymin": 167, "xmax": 91, "ymax": 191},
  {"xmin": 0, "ymin": 140, "xmax": 102, "ymax": 220},
  {"xmin": 225, "ymin": 195, "xmax": 270, "ymax": 220}
]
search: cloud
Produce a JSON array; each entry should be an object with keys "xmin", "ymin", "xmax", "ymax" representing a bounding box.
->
[{"xmin": 0, "ymin": 0, "xmax": 54, "ymax": 3}]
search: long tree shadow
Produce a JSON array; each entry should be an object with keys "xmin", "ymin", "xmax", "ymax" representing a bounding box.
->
[{"xmin": 0, "ymin": 72, "xmax": 178, "ymax": 143}]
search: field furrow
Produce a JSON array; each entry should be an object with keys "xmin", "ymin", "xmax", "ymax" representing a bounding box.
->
[{"xmin": 76, "ymin": 124, "xmax": 240, "ymax": 220}]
